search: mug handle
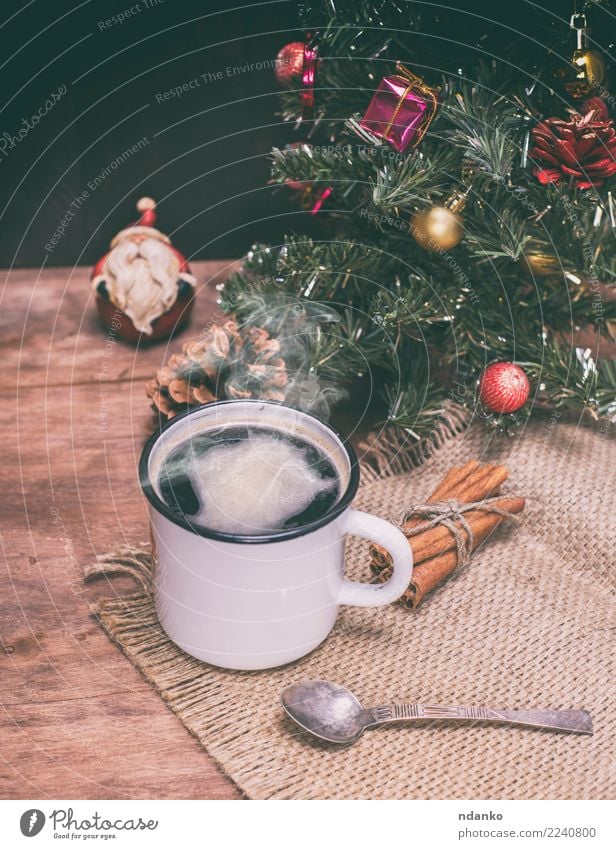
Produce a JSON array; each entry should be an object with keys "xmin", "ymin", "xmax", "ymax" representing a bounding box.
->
[{"xmin": 337, "ymin": 509, "xmax": 413, "ymax": 607}]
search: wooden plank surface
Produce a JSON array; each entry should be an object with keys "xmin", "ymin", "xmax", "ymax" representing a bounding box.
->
[{"xmin": 0, "ymin": 262, "xmax": 242, "ymax": 799}]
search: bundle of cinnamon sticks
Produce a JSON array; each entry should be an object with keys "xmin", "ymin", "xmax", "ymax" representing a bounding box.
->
[{"xmin": 370, "ymin": 460, "xmax": 525, "ymax": 609}]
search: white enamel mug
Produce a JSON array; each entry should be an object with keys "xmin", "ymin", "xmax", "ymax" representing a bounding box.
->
[{"xmin": 139, "ymin": 400, "xmax": 412, "ymax": 670}]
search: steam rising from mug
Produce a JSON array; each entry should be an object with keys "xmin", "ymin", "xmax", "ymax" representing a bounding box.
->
[{"xmin": 226, "ymin": 294, "xmax": 346, "ymax": 420}]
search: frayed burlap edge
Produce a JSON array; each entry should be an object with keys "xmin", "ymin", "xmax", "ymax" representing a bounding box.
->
[{"xmin": 85, "ymin": 561, "xmax": 248, "ymax": 799}]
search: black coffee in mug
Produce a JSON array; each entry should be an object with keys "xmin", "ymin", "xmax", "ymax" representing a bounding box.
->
[{"xmin": 158, "ymin": 425, "xmax": 341, "ymax": 536}]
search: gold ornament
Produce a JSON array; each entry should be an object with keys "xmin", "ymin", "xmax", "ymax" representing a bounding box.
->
[
  {"xmin": 411, "ymin": 189, "xmax": 467, "ymax": 252},
  {"xmin": 558, "ymin": 13, "xmax": 607, "ymax": 100},
  {"xmin": 519, "ymin": 251, "xmax": 561, "ymax": 278}
]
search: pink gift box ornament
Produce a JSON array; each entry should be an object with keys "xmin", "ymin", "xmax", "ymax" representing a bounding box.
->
[{"xmin": 360, "ymin": 63, "xmax": 439, "ymax": 152}]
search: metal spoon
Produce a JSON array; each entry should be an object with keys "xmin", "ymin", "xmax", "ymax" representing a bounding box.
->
[{"xmin": 281, "ymin": 680, "xmax": 593, "ymax": 745}]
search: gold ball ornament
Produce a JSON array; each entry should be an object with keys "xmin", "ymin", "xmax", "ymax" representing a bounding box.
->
[
  {"xmin": 563, "ymin": 49, "xmax": 607, "ymax": 99},
  {"xmin": 557, "ymin": 12, "xmax": 607, "ymax": 100},
  {"xmin": 411, "ymin": 205, "xmax": 464, "ymax": 252},
  {"xmin": 519, "ymin": 251, "xmax": 561, "ymax": 278}
]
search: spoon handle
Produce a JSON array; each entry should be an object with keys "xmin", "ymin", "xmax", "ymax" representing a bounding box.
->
[{"xmin": 368, "ymin": 704, "xmax": 593, "ymax": 735}]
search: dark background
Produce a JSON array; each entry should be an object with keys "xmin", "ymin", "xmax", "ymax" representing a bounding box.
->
[{"xmin": 0, "ymin": 0, "xmax": 612, "ymax": 267}]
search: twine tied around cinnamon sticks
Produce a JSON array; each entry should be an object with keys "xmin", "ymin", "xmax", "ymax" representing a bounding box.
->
[
  {"xmin": 398, "ymin": 497, "xmax": 521, "ymax": 571},
  {"xmin": 370, "ymin": 460, "xmax": 525, "ymax": 609}
]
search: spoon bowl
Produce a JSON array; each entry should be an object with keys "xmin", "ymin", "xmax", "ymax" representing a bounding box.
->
[{"xmin": 281, "ymin": 680, "xmax": 370, "ymax": 744}]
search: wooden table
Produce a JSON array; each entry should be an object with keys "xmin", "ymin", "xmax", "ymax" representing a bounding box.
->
[{"xmin": 0, "ymin": 262, "xmax": 242, "ymax": 799}]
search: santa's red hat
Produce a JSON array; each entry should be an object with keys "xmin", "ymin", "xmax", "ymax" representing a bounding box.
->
[{"xmin": 135, "ymin": 195, "xmax": 157, "ymax": 227}]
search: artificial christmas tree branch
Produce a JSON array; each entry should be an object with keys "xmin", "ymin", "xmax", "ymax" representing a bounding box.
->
[{"xmin": 226, "ymin": 0, "xmax": 616, "ymax": 437}]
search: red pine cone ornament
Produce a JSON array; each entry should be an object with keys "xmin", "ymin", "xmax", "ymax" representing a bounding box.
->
[
  {"xmin": 530, "ymin": 111, "xmax": 616, "ymax": 189},
  {"xmin": 275, "ymin": 42, "xmax": 304, "ymax": 88},
  {"xmin": 581, "ymin": 97, "xmax": 610, "ymax": 122},
  {"xmin": 478, "ymin": 363, "xmax": 530, "ymax": 415}
]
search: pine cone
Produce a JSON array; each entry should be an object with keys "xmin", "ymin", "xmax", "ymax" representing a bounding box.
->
[
  {"xmin": 530, "ymin": 112, "xmax": 616, "ymax": 189},
  {"xmin": 581, "ymin": 97, "xmax": 610, "ymax": 122},
  {"xmin": 146, "ymin": 317, "xmax": 288, "ymax": 420}
]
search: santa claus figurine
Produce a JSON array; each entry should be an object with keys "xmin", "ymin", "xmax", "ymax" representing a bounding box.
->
[{"xmin": 92, "ymin": 197, "xmax": 196, "ymax": 343}]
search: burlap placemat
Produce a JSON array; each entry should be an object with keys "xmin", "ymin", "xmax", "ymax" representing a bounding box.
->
[{"xmin": 86, "ymin": 416, "xmax": 616, "ymax": 799}]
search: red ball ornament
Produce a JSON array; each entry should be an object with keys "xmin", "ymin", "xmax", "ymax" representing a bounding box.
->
[
  {"xmin": 275, "ymin": 42, "xmax": 304, "ymax": 88},
  {"xmin": 285, "ymin": 178, "xmax": 311, "ymax": 191},
  {"xmin": 478, "ymin": 363, "xmax": 530, "ymax": 414}
]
